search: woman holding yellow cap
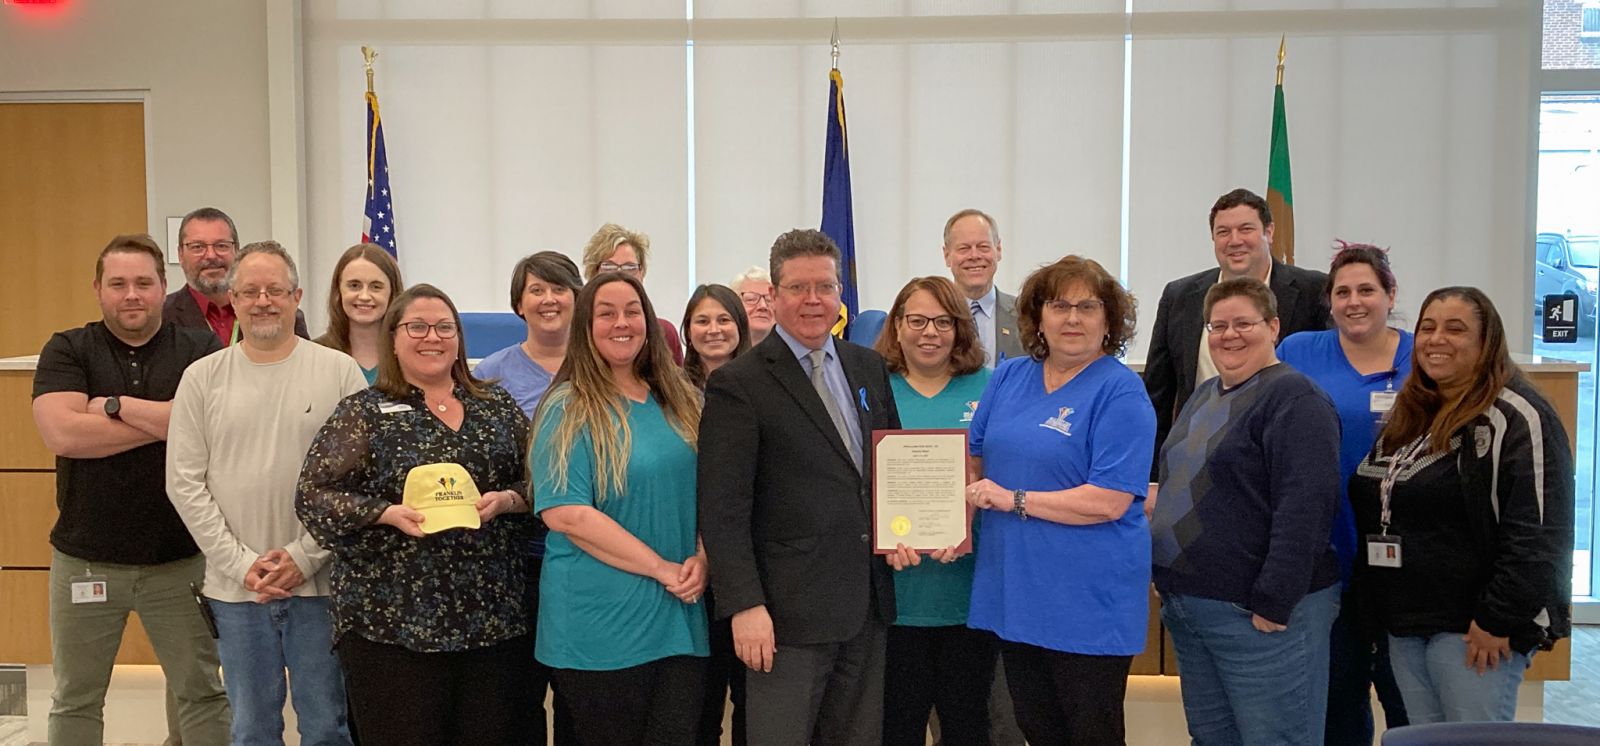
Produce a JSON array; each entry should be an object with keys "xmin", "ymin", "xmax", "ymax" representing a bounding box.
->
[
  {"xmin": 296, "ymin": 283, "xmax": 538, "ymax": 745},
  {"xmin": 531, "ymin": 272, "xmax": 709, "ymax": 746}
]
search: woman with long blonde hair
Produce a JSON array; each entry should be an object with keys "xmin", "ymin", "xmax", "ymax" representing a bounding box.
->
[{"xmin": 530, "ymin": 272, "xmax": 709, "ymax": 745}]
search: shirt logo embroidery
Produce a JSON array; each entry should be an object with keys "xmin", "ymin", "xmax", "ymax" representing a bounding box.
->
[
  {"xmin": 961, "ymin": 400, "xmax": 979, "ymax": 423},
  {"xmin": 1039, "ymin": 406, "xmax": 1075, "ymax": 437}
]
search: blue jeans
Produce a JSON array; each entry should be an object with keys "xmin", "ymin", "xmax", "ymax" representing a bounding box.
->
[
  {"xmin": 1385, "ymin": 632, "xmax": 1530, "ymax": 723},
  {"xmin": 209, "ymin": 596, "xmax": 352, "ymax": 746},
  {"xmin": 1161, "ymin": 586, "xmax": 1340, "ymax": 746}
]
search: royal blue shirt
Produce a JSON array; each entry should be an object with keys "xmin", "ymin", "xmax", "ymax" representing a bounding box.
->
[
  {"xmin": 967, "ymin": 355, "xmax": 1155, "ymax": 655},
  {"xmin": 1278, "ymin": 328, "xmax": 1414, "ymax": 583}
]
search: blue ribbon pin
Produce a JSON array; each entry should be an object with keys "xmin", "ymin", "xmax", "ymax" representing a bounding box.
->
[{"xmin": 858, "ymin": 387, "xmax": 869, "ymax": 411}]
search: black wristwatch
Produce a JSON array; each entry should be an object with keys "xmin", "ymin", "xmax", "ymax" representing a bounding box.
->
[
  {"xmin": 1012, "ymin": 488, "xmax": 1028, "ymax": 521},
  {"xmin": 103, "ymin": 396, "xmax": 122, "ymax": 420}
]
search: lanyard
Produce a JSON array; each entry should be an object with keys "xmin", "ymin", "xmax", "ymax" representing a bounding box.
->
[
  {"xmin": 1378, "ymin": 435, "xmax": 1428, "ymax": 536},
  {"xmin": 229, "ymin": 319, "xmax": 242, "ymax": 346}
]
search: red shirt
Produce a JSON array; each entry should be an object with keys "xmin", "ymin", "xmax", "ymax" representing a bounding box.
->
[{"xmin": 187, "ymin": 285, "xmax": 237, "ymax": 346}]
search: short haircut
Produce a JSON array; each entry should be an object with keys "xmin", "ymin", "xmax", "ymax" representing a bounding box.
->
[
  {"xmin": 873, "ymin": 275, "xmax": 986, "ymax": 376},
  {"xmin": 1203, "ymin": 276, "xmax": 1279, "ymax": 323},
  {"xmin": 177, "ymin": 206, "xmax": 239, "ymax": 246},
  {"xmin": 1015, "ymin": 255, "xmax": 1138, "ymax": 359},
  {"xmin": 729, "ymin": 265, "xmax": 771, "ymax": 290},
  {"xmin": 1209, "ymin": 188, "xmax": 1273, "ymax": 230},
  {"xmin": 95, "ymin": 233, "xmax": 167, "ymax": 284},
  {"xmin": 581, "ymin": 223, "xmax": 651, "ymax": 280},
  {"xmin": 941, "ymin": 208, "xmax": 1001, "ymax": 247},
  {"xmin": 509, "ymin": 251, "xmax": 583, "ymax": 318},
  {"xmin": 768, "ymin": 229, "xmax": 841, "ymax": 286},
  {"xmin": 226, "ymin": 240, "xmax": 300, "ymax": 290},
  {"xmin": 1325, "ymin": 240, "xmax": 1397, "ymax": 298}
]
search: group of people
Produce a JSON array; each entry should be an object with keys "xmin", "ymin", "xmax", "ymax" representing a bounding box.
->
[{"xmin": 30, "ymin": 188, "xmax": 1572, "ymax": 746}]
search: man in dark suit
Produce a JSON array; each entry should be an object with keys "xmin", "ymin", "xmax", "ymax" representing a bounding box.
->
[
  {"xmin": 699, "ymin": 229, "xmax": 902, "ymax": 746},
  {"xmin": 943, "ymin": 208, "xmax": 1025, "ymax": 367},
  {"xmin": 164, "ymin": 207, "xmax": 308, "ymax": 345},
  {"xmin": 1144, "ymin": 188, "xmax": 1330, "ymax": 474}
]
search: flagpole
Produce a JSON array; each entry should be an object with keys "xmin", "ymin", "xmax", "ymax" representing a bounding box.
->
[
  {"xmin": 362, "ymin": 46, "xmax": 376, "ymax": 94},
  {"xmin": 830, "ymin": 18, "xmax": 840, "ymax": 70},
  {"xmin": 1276, "ymin": 35, "xmax": 1285, "ymax": 86}
]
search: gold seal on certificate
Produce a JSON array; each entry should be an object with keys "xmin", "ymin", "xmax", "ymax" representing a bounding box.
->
[{"xmin": 871, "ymin": 429, "xmax": 973, "ymax": 554}]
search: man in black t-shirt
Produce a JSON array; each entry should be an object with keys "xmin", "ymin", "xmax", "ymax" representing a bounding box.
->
[{"xmin": 32, "ymin": 234, "xmax": 229, "ymax": 745}]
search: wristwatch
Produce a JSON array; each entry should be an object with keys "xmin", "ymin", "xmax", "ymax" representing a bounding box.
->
[
  {"xmin": 103, "ymin": 396, "xmax": 122, "ymax": 421},
  {"xmin": 1012, "ymin": 488, "xmax": 1028, "ymax": 521}
]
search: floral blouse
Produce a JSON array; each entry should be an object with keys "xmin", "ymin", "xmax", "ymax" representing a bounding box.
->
[{"xmin": 296, "ymin": 383, "xmax": 532, "ymax": 653}]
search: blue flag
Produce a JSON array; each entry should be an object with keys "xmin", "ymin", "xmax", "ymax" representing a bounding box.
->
[
  {"xmin": 362, "ymin": 91, "xmax": 398, "ymax": 256},
  {"xmin": 821, "ymin": 68, "xmax": 858, "ymax": 330}
]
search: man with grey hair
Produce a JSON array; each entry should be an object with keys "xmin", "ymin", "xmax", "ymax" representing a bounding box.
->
[
  {"xmin": 942, "ymin": 209, "xmax": 1023, "ymax": 367},
  {"xmin": 167, "ymin": 241, "xmax": 365, "ymax": 745},
  {"xmin": 164, "ymin": 207, "xmax": 309, "ymax": 345}
]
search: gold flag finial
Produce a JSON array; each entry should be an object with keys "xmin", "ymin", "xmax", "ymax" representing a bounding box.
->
[
  {"xmin": 362, "ymin": 46, "xmax": 378, "ymax": 94},
  {"xmin": 830, "ymin": 18, "xmax": 841, "ymax": 70},
  {"xmin": 1276, "ymin": 35, "xmax": 1286, "ymax": 86}
]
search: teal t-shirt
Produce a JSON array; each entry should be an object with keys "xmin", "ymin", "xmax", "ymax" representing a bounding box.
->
[
  {"xmin": 887, "ymin": 368, "xmax": 992, "ymax": 627},
  {"xmin": 360, "ymin": 365, "xmax": 378, "ymax": 386},
  {"xmin": 532, "ymin": 392, "xmax": 710, "ymax": 670}
]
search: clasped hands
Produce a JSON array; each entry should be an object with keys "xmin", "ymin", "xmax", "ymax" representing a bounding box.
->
[{"xmin": 244, "ymin": 548, "xmax": 304, "ymax": 603}]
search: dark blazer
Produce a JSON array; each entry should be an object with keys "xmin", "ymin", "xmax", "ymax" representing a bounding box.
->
[
  {"xmin": 1143, "ymin": 261, "xmax": 1330, "ymax": 476},
  {"xmin": 164, "ymin": 286, "xmax": 310, "ymax": 341},
  {"xmin": 698, "ymin": 331, "xmax": 901, "ymax": 645},
  {"xmin": 993, "ymin": 289, "xmax": 1026, "ymax": 363}
]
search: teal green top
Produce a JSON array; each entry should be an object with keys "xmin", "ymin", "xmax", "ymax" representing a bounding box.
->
[
  {"xmin": 887, "ymin": 368, "xmax": 992, "ymax": 627},
  {"xmin": 532, "ymin": 392, "xmax": 709, "ymax": 669},
  {"xmin": 360, "ymin": 365, "xmax": 378, "ymax": 386}
]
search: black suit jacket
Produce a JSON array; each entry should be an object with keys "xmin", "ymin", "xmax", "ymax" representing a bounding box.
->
[
  {"xmin": 698, "ymin": 332, "xmax": 901, "ymax": 645},
  {"xmin": 1143, "ymin": 261, "xmax": 1330, "ymax": 475},
  {"xmin": 163, "ymin": 286, "xmax": 310, "ymax": 342}
]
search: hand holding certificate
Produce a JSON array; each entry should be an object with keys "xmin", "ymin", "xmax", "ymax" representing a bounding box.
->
[{"xmin": 871, "ymin": 429, "xmax": 973, "ymax": 554}]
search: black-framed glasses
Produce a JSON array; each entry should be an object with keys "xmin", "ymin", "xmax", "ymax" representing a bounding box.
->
[
  {"xmin": 181, "ymin": 240, "xmax": 237, "ymax": 256},
  {"xmin": 399, "ymin": 321, "xmax": 460, "ymax": 339},
  {"xmin": 1044, "ymin": 299, "xmax": 1104, "ymax": 316},
  {"xmin": 1205, "ymin": 318, "xmax": 1267, "ymax": 335},
  {"xmin": 903, "ymin": 314, "xmax": 955, "ymax": 332},
  {"xmin": 598, "ymin": 262, "xmax": 641, "ymax": 273}
]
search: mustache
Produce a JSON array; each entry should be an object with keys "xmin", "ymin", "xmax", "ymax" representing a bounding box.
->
[{"xmin": 198, "ymin": 259, "xmax": 228, "ymax": 271}]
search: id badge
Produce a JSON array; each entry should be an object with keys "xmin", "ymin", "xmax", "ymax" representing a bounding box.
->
[
  {"xmin": 1366, "ymin": 534, "xmax": 1403, "ymax": 568},
  {"xmin": 71, "ymin": 574, "xmax": 109, "ymax": 604},
  {"xmin": 1370, "ymin": 391, "xmax": 1397, "ymax": 413}
]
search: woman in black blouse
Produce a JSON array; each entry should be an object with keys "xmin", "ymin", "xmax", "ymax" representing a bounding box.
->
[{"xmin": 296, "ymin": 284, "xmax": 537, "ymax": 745}]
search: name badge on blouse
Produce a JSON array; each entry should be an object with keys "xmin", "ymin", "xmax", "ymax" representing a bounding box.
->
[
  {"xmin": 1369, "ymin": 391, "xmax": 1397, "ymax": 413},
  {"xmin": 1366, "ymin": 534, "xmax": 1403, "ymax": 568},
  {"xmin": 378, "ymin": 402, "xmax": 414, "ymax": 414}
]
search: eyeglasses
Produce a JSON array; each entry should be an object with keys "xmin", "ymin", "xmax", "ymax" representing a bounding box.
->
[
  {"xmin": 231, "ymin": 286, "xmax": 291, "ymax": 300},
  {"xmin": 1044, "ymin": 299, "xmax": 1104, "ymax": 316},
  {"xmin": 181, "ymin": 240, "xmax": 237, "ymax": 256},
  {"xmin": 399, "ymin": 321, "xmax": 460, "ymax": 339},
  {"xmin": 598, "ymin": 262, "xmax": 641, "ymax": 273},
  {"xmin": 779, "ymin": 282, "xmax": 841, "ymax": 298},
  {"xmin": 903, "ymin": 314, "xmax": 955, "ymax": 332},
  {"xmin": 1205, "ymin": 319, "xmax": 1268, "ymax": 335},
  {"xmin": 740, "ymin": 292, "xmax": 774, "ymax": 307}
]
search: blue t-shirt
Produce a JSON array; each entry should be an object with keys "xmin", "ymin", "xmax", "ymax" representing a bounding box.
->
[
  {"xmin": 532, "ymin": 392, "xmax": 710, "ymax": 670},
  {"xmin": 888, "ymin": 368, "xmax": 992, "ymax": 627},
  {"xmin": 1278, "ymin": 328, "xmax": 1414, "ymax": 583},
  {"xmin": 967, "ymin": 355, "xmax": 1156, "ymax": 655},
  {"xmin": 474, "ymin": 343, "xmax": 556, "ymax": 419}
]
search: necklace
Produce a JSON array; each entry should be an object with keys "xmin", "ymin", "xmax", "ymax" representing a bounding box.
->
[{"xmin": 425, "ymin": 392, "xmax": 452, "ymax": 413}]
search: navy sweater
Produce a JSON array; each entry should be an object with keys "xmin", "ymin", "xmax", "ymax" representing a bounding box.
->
[{"xmin": 1152, "ymin": 363, "xmax": 1342, "ymax": 625}]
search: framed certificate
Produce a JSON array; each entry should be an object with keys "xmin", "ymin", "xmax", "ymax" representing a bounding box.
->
[{"xmin": 870, "ymin": 428, "xmax": 973, "ymax": 554}]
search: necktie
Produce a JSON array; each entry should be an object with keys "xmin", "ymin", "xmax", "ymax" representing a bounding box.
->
[
  {"xmin": 808, "ymin": 348, "xmax": 860, "ymax": 469},
  {"xmin": 970, "ymin": 299, "xmax": 982, "ymax": 318}
]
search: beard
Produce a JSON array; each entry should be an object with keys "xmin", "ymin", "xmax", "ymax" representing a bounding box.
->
[
  {"xmin": 245, "ymin": 315, "xmax": 285, "ymax": 342},
  {"xmin": 189, "ymin": 259, "xmax": 230, "ymax": 295}
]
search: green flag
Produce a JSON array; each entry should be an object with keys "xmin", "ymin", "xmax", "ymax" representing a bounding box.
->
[{"xmin": 1267, "ymin": 40, "xmax": 1295, "ymax": 265}]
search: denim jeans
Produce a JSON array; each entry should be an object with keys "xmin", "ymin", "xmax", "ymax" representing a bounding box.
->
[
  {"xmin": 209, "ymin": 596, "xmax": 351, "ymax": 746},
  {"xmin": 1385, "ymin": 632, "xmax": 1530, "ymax": 724},
  {"xmin": 1160, "ymin": 585, "xmax": 1340, "ymax": 746}
]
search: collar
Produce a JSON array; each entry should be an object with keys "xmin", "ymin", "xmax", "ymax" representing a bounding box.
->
[
  {"xmin": 774, "ymin": 323, "xmax": 839, "ymax": 364},
  {"xmin": 186, "ymin": 284, "xmax": 232, "ymax": 315},
  {"xmin": 972, "ymin": 286, "xmax": 997, "ymax": 316},
  {"xmin": 1216, "ymin": 262, "xmax": 1274, "ymax": 287}
]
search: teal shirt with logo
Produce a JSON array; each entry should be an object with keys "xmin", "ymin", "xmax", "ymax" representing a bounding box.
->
[
  {"xmin": 887, "ymin": 368, "xmax": 992, "ymax": 627},
  {"xmin": 533, "ymin": 392, "xmax": 710, "ymax": 669}
]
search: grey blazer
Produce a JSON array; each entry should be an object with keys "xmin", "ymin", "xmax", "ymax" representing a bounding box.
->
[{"xmin": 993, "ymin": 289, "xmax": 1026, "ymax": 364}]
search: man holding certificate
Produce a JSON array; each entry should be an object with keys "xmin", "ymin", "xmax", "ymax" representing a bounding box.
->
[{"xmin": 699, "ymin": 229, "xmax": 902, "ymax": 746}]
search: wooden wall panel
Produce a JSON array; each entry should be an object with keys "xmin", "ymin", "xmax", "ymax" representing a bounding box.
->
[
  {"xmin": 0, "ymin": 371, "xmax": 53, "ymax": 470},
  {"xmin": 0, "ymin": 101, "xmax": 148, "ymax": 358},
  {"xmin": 0, "ymin": 472, "xmax": 56, "ymax": 567}
]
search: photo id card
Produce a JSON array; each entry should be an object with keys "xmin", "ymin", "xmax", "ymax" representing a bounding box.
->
[
  {"xmin": 1366, "ymin": 534, "xmax": 1403, "ymax": 568},
  {"xmin": 71, "ymin": 575, "xmax": 109, "ymax": 604},
  {"xmin": 1370, "ymin": 391, "xmax": 1397, "ymax": 413}
]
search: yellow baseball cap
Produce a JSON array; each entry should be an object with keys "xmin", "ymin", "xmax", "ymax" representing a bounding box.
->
[{"xmin": 401, "ymin": 463, "xmax": 483, "ymax": 534}]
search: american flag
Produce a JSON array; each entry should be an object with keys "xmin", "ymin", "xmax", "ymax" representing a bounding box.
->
[{"xmin": 362, "ymin": 90, "xmax": 398, "ymax": 256}]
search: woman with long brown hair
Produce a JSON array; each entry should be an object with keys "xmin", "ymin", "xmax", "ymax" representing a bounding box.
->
[
  {"xmin": 1349, "ymin": 287, "xmax": 1573, "ymax": 723},
  {"xmin": 314, "ymin": 243, "xmax": 403, "ymax": 384}
]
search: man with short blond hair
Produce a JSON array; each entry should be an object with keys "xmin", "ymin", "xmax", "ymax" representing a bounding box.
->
[{"xmin": 942, "ymin": 209, "xmax": 1023, "ymax": 367}]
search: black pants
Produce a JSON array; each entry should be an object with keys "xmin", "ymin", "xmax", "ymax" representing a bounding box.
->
[
  {"xmin": 882, "ymin": 624, "xmax": 996, "ymax": 746},
  {"xmin": 1325, "ymin": 589, "xmax": 1408, "ymax": 745},
  {"xmin": 338, "ymin": 633, "xmax": 537, "ymax": 746},
  {"xmin": 526, "ymin": 556, "xmax": 578, "ymax": 746},
  {"xmin": 553, "ymin": 655, "xmax": 707, "ymax": 746},
  {"xmin": 697, "ymin": 609, "xmax": 746, "ymax": 746},
  {"xmin": 1000, "ymin": 640, "xmax": 1132, "ymax": 746}
]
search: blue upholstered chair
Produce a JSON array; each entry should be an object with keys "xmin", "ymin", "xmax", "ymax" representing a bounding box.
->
[
  {"xmin": 458, "ymin": 312, "xmax": 526, "ymax": 360},
  {"xmin": 848, "ymin": 309, "xmax": 889, "ymax": 348},
  {"xmin": 1380, "ymin": 722, "xmax": 1600, "ymax": 745}
]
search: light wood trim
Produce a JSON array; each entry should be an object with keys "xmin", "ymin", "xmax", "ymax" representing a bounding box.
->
[
  {"xmin": 0, "ymin": 371, "xmax": 54, "ymax": 470},
  {"xmin": 1130, "ymin": 585, "xmax": 1162, "ymax": 675},
  {"xmin": 0, "ymin": 569, "xmax": 157, "ymax": 665},
  {"xmin": 0, "ymin": 472, "xmax": 56, "ymax": 567}
]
